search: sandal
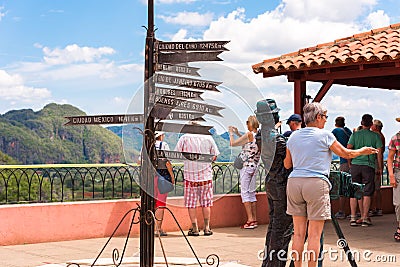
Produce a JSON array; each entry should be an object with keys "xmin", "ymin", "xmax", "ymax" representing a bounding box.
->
[
  {"xmin": 241, "ymin": 221, "xmax": 255, "ymax": 229},
  {"xmin": 252, "ymin": 221, "xmax": 258, "ymax": 228},
  {"xmin": 394, "ymin": 227, "xmax": 400, "ymax": 242},
  {"xmin": 204, "ymin": 229, "xmax": 213, "ymax": 236},
  {"xmin": 187, "ymin": 228, "xmax": 200, "ymax": 236},
  {"xmin": 156, "ymin": 230, "xmax": 167, "ymax": 237}
]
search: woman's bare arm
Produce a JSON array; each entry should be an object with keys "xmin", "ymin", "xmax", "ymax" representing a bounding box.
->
[
  {"xmin": 330, "ymin": 140, "xmax": 378, "ymax": 159},
  {"xmin": 230, "ymin": 131, "xmax": 253, "ymax": 147},
  {"xmin": 166, "ymin": 160, "xmax": 175, "ymax": 184},
  {"xmin": 284, "ymin": 148, "xmax": 293, "ymax": 169},
  {"xmin": 387, "ymin": 149, "xmax": 397, "ymax": 188}
]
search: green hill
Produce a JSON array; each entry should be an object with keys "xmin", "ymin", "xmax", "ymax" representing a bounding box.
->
[
  {"xmin": 0, "ymin": 103, "xmax": 124, "ymax": 164},
  {"xmin": 0, "ymin": 151, "xmax": 19, "ymax": 165}
]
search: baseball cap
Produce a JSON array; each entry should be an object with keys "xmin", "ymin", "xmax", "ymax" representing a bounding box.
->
[
  {"xmin": 286, "ymin": 114, "xmax": 302, "ymax": 124},
  {"xmin": 155, "ymin": 131, "xmax": 165, "ymax": 138}
]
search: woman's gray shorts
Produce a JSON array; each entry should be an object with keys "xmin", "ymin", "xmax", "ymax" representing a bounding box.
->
[{"xmin": 287, "ymin": 177, "xmax": 331, "ymax": 220}]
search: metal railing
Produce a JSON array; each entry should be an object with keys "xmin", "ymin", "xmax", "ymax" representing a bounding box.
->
[
  {"xmin": 0, "ymin": 163, "xmax": 247, "ymax": 204},
  {"xmin": 0, "ymin": 161, "xmax": 389, "ymax": 205}
]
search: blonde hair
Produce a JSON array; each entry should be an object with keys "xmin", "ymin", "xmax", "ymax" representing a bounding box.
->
[
  {"xmin": 373, "ymin": 119, "xmax": 383, "ymax": 130},
  {"xmin": 247, "ymin": 115, "xmax": 259, "ymax": 130}
]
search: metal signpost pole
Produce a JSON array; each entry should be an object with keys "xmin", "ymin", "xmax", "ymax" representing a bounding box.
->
[{"xmin": 141, "ymin": 0, "xmax": 155, "ymax": 266}]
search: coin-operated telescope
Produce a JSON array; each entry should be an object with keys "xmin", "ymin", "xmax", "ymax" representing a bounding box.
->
[{"xmin": 329, "ymin": 171, "xmax": 364, "ymax": 200}]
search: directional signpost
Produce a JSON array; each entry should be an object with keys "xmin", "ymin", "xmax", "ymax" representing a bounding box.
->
[
  {"xmin": 155, "ymin": 63, "xmax": 200, "ymax": 76},
  {"xmin": 157, "ymin": 150, "xmax": 215, "ymax": 163},
  {"xmin": 64, "ymin": 114, "xmax": 143, "ymax": 125},
  {"xmin": 156, "ymin": 40, "xmax": 229, "ymax": 51},
  {"xmin": 154, "ymin": 73, "xmax": 221, "ymax": 91},
  {"xmin": 151, "ymin": 110, "xmax": 205, "ymax": 121},
  {"xmin": 155, "ymin": 41, "xmax": 228, "ymax": 64},
  {"xmin": 155, "ymin": 86, "xmax": 204, "ymax": 100},
  {"xmin": 65, "ymin": 1, "xmax": 229, "ymax": 265},
  {"xmin": 157, "ymin": 51, "xmax": 224, "ymax": 64},
  {"xmin": 155, "ymin": 122, "xmax": 212, "ymax": 135},
  {"xmin": 154, "ymin": 95, "xmax": 223, "ymax": 116}
]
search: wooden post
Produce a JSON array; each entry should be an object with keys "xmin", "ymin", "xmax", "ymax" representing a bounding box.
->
[{"xmin": 293, "ymin": 79, "xmax": 306, "ymax": 120}]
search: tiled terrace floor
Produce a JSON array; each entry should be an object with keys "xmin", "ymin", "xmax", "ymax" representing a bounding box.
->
[{"xmin": 1, "ymin": 214, "xmax": 399, "ymax": 267}]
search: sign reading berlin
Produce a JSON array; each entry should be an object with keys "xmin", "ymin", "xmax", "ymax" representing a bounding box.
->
[
  {"xmin": 156, "ymin": 63, "xmax": 200, "ymax": 76},
  {"xmin": 157, "ymin": 51, "xmax": 224, "ymax": 64}
]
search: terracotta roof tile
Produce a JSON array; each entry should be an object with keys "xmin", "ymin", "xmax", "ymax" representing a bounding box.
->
[{"xmin": 253, "ymin": 23, "xmax": 400, "ymax": 75}]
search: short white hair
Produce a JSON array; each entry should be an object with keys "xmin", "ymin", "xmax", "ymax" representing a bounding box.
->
[{"xmin": 303, "ymin": 102, "xmax": 327, "ymax": 125}]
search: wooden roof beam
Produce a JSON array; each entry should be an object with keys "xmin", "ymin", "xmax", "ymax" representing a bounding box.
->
[
  {"xmin": 313, "ymin": 80, "xmax": 334, "ymax": 103},
  {"xmin": 304, "ymin": 65, "xmax": 400, "ymax": 81},
  {"xmin": 335, "ymin": 78, "xmax": 400, "ymax": 90}
]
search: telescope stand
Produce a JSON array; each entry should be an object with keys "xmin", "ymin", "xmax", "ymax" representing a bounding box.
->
[
  {"xmin": 288, "ymin": 214, "xmax": 358, "ymax": 267},
  {"xmin": 330, "ymin": 214, "xmax": 358, "ymax": 267}
]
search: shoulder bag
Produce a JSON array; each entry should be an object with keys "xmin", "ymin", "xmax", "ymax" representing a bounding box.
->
[
  {"xmin": 233, "ymin": 151, "xmax": 245, "ymax": 169},
  {"xmin": 157, "ymin": 141, "xmax": 174, "ymax": 194}
]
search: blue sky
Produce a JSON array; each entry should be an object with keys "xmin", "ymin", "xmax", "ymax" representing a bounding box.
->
[{"xmin": 1, "ymin": 0, "xmax": 400, "ymax": 141}]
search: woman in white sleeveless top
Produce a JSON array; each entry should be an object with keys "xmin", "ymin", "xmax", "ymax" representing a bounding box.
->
[{"xmin": 229, "ymin": 115, "xmax": 261, "ymax": 229}]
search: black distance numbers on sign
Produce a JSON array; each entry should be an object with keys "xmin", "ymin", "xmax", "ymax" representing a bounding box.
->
[
  {"xmin": 158, "ymin": 51, "xmax": 223, "ymax": 64},
  {"xmin": 157, "ymin": 150, "xmax": 215, "ymax": 163},
  {"xmin": 151, "ymin": 108, "xmax": 205, "ymax": 121},
  {"xmin": 155, "ymin": 63, "xmax": 200, "ymax": 77},
  {"xmin": 155, "ymin": 96, "xmax": 223, "ymax": 117},
  {"xmin": 156, "ymin": 41, "xmax": 229, "ymax": 51},
  {"xmin": 155, "ymin": 74, "xmax": 221, "ymax": 92},
  {"xmin": 155, "ymin": 122, "xmax": 212, "ymax": 135},
  {"xmin": 155, "ymin": 87, "xmax": 203, "ymax": 100},
  {"xmin": 65, "ymin": 114, "xmax": 143, "ymax": 125}
]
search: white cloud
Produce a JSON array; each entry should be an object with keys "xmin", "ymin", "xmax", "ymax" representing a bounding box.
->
[
  {"xmin": 34, "ymin": 43, "xmax": 43, "ymax": 49},
  {"xmin": 167, "ymin": 0, "xmax": 398, "ymax": 136},
  {"xmin": 0, "ymin": 6, "xmax": 6, "ymax": 21},
  {"xmin": 16, "ymin": 61, "xmax": 129, "ymax": 81},
  {"xmin": 158, "ymin": 11, "xmax": 213, "ymax": 26},
  {"xmin": 171, "ymin": 29, "xmax": 189, "ymax": 40},
  {"xmin": 281, "ymin": 0, "xmax": 377, "ymax": 22},
  {"xmin": 0, "ymin": 70, "xmax": 51, "ymax": 101},
  {"xmin": 42, "ymin": 44, "xmax": 115, "ymax": 65},
  {"xmin": 203, "ymin": 7, "xmax": 363, "ymax": 68},
  {"xmin": 48, "ymin": 9, "xmax": 64, "ymax": 13},
  {"xmin": 113, "ymin": 96, "xmax": 130, "ymax": 106},
  {"xmin": 6, "ymin": 43, "xmax": 144, "ymax": 93},
  {"xmin": 187, "ymin": 0, "xmax": 390, "ymax": 81},
  {"xmin": 365, "ymin": 10, "xmax": 390, "ymax": 29}
]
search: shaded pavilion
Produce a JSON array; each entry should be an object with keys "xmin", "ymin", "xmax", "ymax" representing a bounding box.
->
[{"xmin": 252, "ymin": 23, "xmax": 400, "ymax": 117}]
